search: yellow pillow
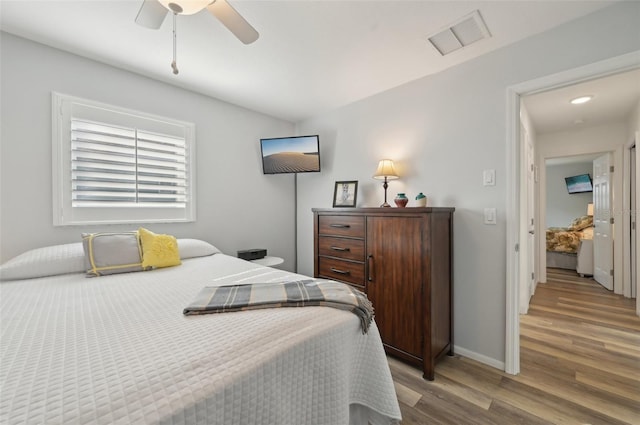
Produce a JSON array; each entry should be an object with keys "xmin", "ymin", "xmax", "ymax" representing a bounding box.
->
[{"xmin": 138, "ymin": 227, "xmax": 181, "ymax": 269}]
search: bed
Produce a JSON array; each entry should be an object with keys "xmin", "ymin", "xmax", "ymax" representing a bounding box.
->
[
  {"xmin": 546, "ymin": 215, "xmax": 593, "ymax": 270},
  {"xmin": 0, "ymin": 237, "xmax": 401, "ymax": 425}
]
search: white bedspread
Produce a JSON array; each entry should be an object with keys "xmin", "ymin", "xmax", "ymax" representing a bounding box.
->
[{"xmin": 0, "ymin": 254, "xmax": 401, "ymax": 425}]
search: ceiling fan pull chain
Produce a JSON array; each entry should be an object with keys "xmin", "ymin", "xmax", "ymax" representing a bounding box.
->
[{"xmin": 171, "ymin": 12, "xmax": 179, "ymax": 75}]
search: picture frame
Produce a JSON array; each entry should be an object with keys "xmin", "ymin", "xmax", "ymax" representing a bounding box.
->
[{"xmin": 333, "ymin": 180, "xmax": 358, "ymax": 208}]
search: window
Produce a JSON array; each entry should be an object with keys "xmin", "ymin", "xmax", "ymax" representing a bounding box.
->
[{"xmin": 52, "ymin": 93, "xmax": 195, "ymax": 225}]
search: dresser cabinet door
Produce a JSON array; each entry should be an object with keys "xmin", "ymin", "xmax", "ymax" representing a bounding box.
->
[{"xmin": 366, "ymin": 216, "xmax": 424, "ymax": 358}]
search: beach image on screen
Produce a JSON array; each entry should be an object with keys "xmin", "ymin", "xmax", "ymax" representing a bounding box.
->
[
  {"xmin": 261, "ymin": 136, "xmax": 320, "ymax": 174},
  {"xmin": 565, "ymin": 174, "xmax": 592, "ymax": 193}
]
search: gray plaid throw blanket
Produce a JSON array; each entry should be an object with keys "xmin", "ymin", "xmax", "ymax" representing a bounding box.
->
[{"xmin": 183, "ymin": 279, "xmax": 374, "ymax": 333}]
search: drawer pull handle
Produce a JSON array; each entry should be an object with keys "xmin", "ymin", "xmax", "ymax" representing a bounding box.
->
[
  {"xmin": 367, "ymin": 255, "xmax": 374, "ymax": 282},
  {"xmin": 330, "ymin": 246, "xmax": 350, "ymax": 252},
  {"xmin": 330, "ymin": 267, "xmax": 350, "ymax": 275},
  {"xmin": 330, "ymin": 224, "xmax": 351, "ymax": 229}
]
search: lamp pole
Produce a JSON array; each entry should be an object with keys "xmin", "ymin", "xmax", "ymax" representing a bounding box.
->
[{"xmin": 381, "ymin": 176, "xmax": 391, "ymax": 207}]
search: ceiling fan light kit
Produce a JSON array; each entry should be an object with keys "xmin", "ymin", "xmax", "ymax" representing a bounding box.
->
[
  {"xmin": 135, "ymin": 0, "xmax": 259, "ymax": 75},
  {"xmin": 158, "ymin": 0, "xmax": 212, "ymax": 15}
]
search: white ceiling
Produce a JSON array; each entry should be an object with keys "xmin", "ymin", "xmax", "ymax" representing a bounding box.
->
[
  {"xmin": 545, "ymin": 153, "xmax": 601, "ymax": 166},
  {"xmin": 523, "ymin": 68, "xmax": 640, "ymax": 135},
  {"xmin": 0, "ymin": 0, "xmax": 622, "ymax": 122}
]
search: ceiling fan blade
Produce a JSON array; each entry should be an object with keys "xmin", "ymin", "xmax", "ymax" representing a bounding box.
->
[
  {"xmin": 207, "ymin": 0, "xmax": 259, "ymax": 45},
  {"xmin": 135, "ymin": 0, "xmax": 169, "ymax": 29}
]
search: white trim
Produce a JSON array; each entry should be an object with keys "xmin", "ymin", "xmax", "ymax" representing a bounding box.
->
[
  {"xmin": 636, "ymin": 131, "xmax": 640, "ymax": 317},
  {"xmin": 623, "ymin": 140, "xmax": 634, "ymax": 298},
  {"xmin": 454, "ymin": 345, "xmax": 505, "ymax": 371},
  {"xmin": 52, "ymin": 92, "xmax": 196, "ymax": 226},
  {"xmin": 505, "ymin": 87, "xmax": 520, "ymax": 375},
  {"xmin": 505, "ymin": 50, "xmax": 640, "ymax": 376},
  {"xmin": 613, "ymin": 146, "xmax": 625, "ymax": 294}
]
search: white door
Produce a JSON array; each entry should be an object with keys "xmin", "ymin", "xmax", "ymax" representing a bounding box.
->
[
  {"xmin": 593, "ymin": 153, "xmax": 613, "ymax": 290},
  {"xmin": 526, "ymin": 132, "xmax": 536, "ymax": 298},
  {"xmin": 519, "ymin": 124, "xmax": 536, "ymax": 313}
]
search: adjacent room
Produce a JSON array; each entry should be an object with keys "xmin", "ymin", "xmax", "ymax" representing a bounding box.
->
[{"xmin": 1, "ymin": 1, "xmax": 639, "ymax": 424}]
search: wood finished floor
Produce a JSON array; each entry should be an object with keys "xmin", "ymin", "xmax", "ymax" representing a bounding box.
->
[{"xmin": 389, "ymin": 268, "xmax": 640, "ymax": 424}]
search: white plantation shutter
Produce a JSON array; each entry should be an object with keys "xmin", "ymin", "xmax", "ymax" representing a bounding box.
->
[
  {"xmin": 53, "ymin": 93, "xmax": 195, "ymax": 225},
  {"xmin": 136, "ymin": 130, "xmax": 187, "ymax": 205},
  {"xmin": 71, "ymin": 120, "xmax": 187, "ymax": 207}
]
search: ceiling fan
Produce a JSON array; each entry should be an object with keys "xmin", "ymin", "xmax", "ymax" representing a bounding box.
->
[{"xmin": 135, "ymin": 0, "xmax": 259, "ymax": 74}]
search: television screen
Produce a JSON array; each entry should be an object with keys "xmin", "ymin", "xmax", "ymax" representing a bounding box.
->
[
  {"xmin": 565, "ymin": 173, "xmax": 593, "ymax": 194},
  {"xmin": 260, "ymin": 135, "xmax": 320, "ymax": 174}
]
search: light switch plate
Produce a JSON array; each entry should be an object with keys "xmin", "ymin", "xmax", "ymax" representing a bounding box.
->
[
  {"xmin": 483, "ymin": 169, "xmax": 495, "ymax": 186},
  {"xmin": 484, "ymin": 208, "xmax": 497, "ymax": 225}
]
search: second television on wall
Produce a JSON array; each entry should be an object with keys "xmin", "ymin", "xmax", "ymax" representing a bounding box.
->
[
  {"xmin": 565, "ymin": 173, "xmax": 593, "ymax": 194},
  {"xmin": 260, "ymin": 135, "xmax": 320, "ymax": 174}
]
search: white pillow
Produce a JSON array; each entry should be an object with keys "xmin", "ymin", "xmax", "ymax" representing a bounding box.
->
[
  {"xmin": 177, "ymin": 239, "xmax": 220, "ymax": 259},
  {"xmin": 0, "ymin": 242, "xmax": 86, "ymax": 281},
  {"xmin": 0, "ymin": 239, "xmax": 219, "ymax": 281}
]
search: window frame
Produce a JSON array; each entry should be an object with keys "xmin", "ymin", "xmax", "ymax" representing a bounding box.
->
[{"xmin": 52, "ymin": 92, "xmax": 196, "ymax": 226}]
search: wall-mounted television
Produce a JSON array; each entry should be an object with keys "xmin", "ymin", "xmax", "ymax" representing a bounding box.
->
[
  {"xmin": 260, "ymin": 135, "xmax": 320, "ymax": 174},
  {"xmin": 565, "ymin": 173, "xmax": 593, "ymax": 194}
]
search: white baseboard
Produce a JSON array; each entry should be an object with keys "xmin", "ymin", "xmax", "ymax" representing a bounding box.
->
[{"xmin": 453, "ymin": 345, "xmax": 506, "ymax": 371}]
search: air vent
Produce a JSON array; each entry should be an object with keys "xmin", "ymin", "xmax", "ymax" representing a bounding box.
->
[{"xmin": 427, "ymin": 10, "xmax": 491, "ymax": 56}]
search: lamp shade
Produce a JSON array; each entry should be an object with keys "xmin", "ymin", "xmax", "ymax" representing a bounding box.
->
[
  {"xmin": 159, "ymin": 0, "xmax": 211, "ymax": 15},
  {"xmin": 587, "ymin": 203, "xmax": 594, "ymax": 216},
  {"xmin": 373, "ymin": 159, "xmax": 399, "ymax": 180}
]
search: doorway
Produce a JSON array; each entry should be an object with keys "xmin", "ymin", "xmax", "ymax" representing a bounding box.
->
[
  {"xmin": 543, "ymin": 154, "xmax": 599, "ymax": 283},
  {"xmin": 505, "ymin": 52, "xmax": 640, "ymax": 375}
]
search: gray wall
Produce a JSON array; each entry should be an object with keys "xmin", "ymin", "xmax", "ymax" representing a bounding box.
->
[
  {"xmin": 295, "ymin": 2, "xmax": 640, "ymax": 365},
  {"xmin": 1, "ymin": 2, "xmax": 639, "ymax": 369},
  {"xmin": 545, "ymin": 162, "xmax": 593, "ymax": 228},
  {"xmin": 0, "ymin": 33, "xmax": 297, "ymax": 269}
]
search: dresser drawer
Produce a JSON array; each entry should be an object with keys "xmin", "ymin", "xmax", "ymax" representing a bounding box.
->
[
  {"xmin": 318, "ymin": 236, "xmax": 365, "ymax": 262},
  {"xmin": 318, "ymin": 215, "xmax": 365, "ymax": 238},
  {"xmin": 318, "ymin": 257, "xmax": 365, "ymax": 288}
]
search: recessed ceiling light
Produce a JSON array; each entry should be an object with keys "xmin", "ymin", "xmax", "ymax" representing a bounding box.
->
[{"xmin": 570, "ymin": 96, "xmax": 593, "ymax": 105}]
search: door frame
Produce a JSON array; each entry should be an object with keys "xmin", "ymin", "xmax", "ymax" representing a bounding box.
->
[
  {"xmin": 505, "ymin": 51, "xmax": 640, "ymax": 375},
  {"xmin": 636, "ymin": 133, "xmax": 640, "ymax": 316},
  {"xmin": 624, "ymin": 138, "xmax": 638, "ymax": 301}
]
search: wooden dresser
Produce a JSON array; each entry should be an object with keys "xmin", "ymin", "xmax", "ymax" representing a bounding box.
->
[{"xmin": 312, "ymin": 207, "xmax": 454, "ymax": 380}]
